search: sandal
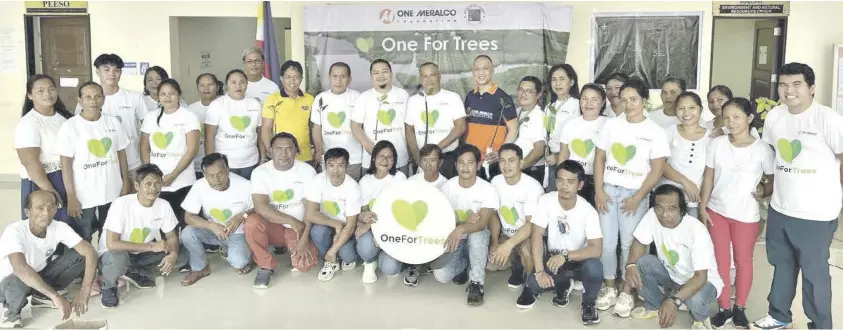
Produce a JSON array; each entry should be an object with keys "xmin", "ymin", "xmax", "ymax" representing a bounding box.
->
[
  {"xmin": 180, "ymin": 266, "xmax": 210, "ymax": 286},
  {"xmin": 236, "ymin": 263, "xmax": 254, "ymax": 275}
]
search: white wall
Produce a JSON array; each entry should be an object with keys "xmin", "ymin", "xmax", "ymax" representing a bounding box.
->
[{"xmin": 711, "ymin": 19, "xmax": 759, "ymax": 98}]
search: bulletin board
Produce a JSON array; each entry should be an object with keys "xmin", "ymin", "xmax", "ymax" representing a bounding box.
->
[{"xmin": 833, "ymin": 44, "xmax": 843, "ymax": 114}]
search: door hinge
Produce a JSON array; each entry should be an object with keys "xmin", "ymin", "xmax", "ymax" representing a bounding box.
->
[{"xmin": 774, "ymin": 27, "xmax": 781, "ymax": 36}]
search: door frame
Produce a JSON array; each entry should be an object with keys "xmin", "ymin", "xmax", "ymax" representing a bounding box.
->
[
  {"xmin": 708, "ymin": 16, "xmax": 788, "ymax": 97},
  {"xmin": 24, "ymin": 14, "xmax": 93, "ymax": 78}
]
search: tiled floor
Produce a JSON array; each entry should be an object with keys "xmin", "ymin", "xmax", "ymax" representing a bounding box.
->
[{"xmin": 2, "ymin": 187, "xmax": 841, "ymax": 329}]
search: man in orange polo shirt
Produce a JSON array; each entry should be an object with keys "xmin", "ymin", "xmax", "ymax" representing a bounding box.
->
[{"xmin": 261, "ymin": 60, "xmax": 314, "ymax": 163}]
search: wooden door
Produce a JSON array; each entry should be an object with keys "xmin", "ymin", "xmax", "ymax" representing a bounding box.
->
[
  {"xmin": 40, "ymin": 16, "xmax": 91, "ymax": 109},
  {"xmin": 750, "ymin": 19, "xmax": 784, "ymax": 101}
]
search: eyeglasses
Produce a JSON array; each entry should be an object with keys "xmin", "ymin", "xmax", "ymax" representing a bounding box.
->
[{"xmin": 517, "ymin": 88, "xmax": 537, "ymax": 95}]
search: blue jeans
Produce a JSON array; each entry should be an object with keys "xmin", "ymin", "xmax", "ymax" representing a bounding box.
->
[
  {"xmin": 431, "ymin": 229, "xmax": 490, "ymax": 285},
  {"xmin": 525, "ymin": 258, "xmax": 603, "ymax": 305},
  {"xmin": 20, "ymin": 170, "xmax": 68, "ymax": 222},
  {"xmin": 637, "ymin": 254, "xmax": 717, "ymax": 321},
  {"xmin": 230, "ymin": 163, "xmax": 258, "ymax": 180},
  {"xmin": 74, "ymin": 203, "xmax": 112, "ymax": 242},
  {"xmin": 180, "ymin": 226, "xmax": 251, "ymax": 270},
  {"xmin": 599, "ymin": 183, "xmax": 648, "ymax": 280},
  {"xmin": 310, "ymin": 224, "xmax": 357, "ymax": 263},
  {"xmin": 355, "ymin": 231, "xmax": 403, "ymax": 275}
]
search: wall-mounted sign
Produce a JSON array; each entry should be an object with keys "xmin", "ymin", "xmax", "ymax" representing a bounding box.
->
[
  {"xmin": 25, "ymin": 1, "xmax": 88, "ymax": 15},
  {"xmin": 713, "ymin": 1, "xmax": 789, "ymax": 17}
]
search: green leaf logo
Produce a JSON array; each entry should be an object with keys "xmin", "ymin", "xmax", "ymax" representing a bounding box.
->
[
  {"xmin": 571, "ymin": 138, "xmax": 595, "ymax": 158},
  {"xmin": 129, "ymin": 227, "xmax": 152, "ymax": 244},
  {"xmin": 368, "ymin": 198, "xmax": 376, "ymax": 210},
  {"xmin": 660, "ymin": 242, "xmax": 680, "ymax": 266},
  {"xmin": 776, "ymin": 138, "xmax": 802, "ymax": 163},
  {"xmin": 87, "ymin": 138, "xmax": 113, "ymax": 158},
  {"xmin": 500, "ymin": 206, "xmax": 518, "ymax": 225},
  {"xmin": 322, "ymin": 201, "xmax": 341, "ymax": 217},
  {"xmin": 391, "ymin": 200, "xmax": 428, "ymax": 231},
  {"xmin": 377, "ymin": 109, "xmax": 396, "ymax": 125},
  {"xmin": 455, "ymin": 209, "xmax": 474, "ymax": 224},
  {"xmin": 209, "ymin": 208, "xmax": 232, "ymax": 223},
  {"xmin": 421, "ymin": 110, "xmax": 439, "ymax": 126},
  {"xmin": 229, "ymin": 116, "xmax": 251, "ymax": 132},
  {"xmin": 610, "ymin": 142, "xmax": 636, "ymax": 165},
  {"xmin": 152, "ymin": 131, "xmax": 174, "ymax": 150},
  {"xmin": 327, "ymin": 112, "xmax": 346, "ymax": 129},
  {"xmin": 271, "ymin": 189, "xmax": 295, "ymax": 202},
  {"xmin": 544, "ymin": 115, "xmax": 556, "ymax": 133},
  {"xmin": 356, "ymin": 37, "xmax": 375, "ymax": 53}
]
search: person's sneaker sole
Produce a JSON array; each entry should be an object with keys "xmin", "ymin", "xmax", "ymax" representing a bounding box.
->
[
  {"xmin": 403, "ymin": 278, "xmax": 418, "ymax": 287},
  {"xmin": 582, "ymin": 317, "xmax": 601, "ymax": 325},
  {"xmin": 507, "ymin": 282, "xmax": 523, "ymax": 289},
  {"xmin": 515, "ymin": 300, "xmax": 536, "ymax": 309}
]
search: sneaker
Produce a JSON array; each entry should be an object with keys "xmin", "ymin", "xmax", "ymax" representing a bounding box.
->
[
  {"xmin": 273, "ymin": 246, "xmax": 287, "ymax": 255},
  {"xmin": 712, "ymin": 308, "xmax": 733, "ymax": 329},
  {"xmin": 317, "ymin": 262, "xmax": 340, "ymax": 282},
  {"xmin": 0, "ymin": 314, "xmax": 21, "ymax": 328},
  {"xmin": 404, "ymin": 265, "xmax": 420, "ymax": 287},
  {"xmin": 692, "ymin": 319, "xmax": 713, "ymax": 329},
  {"xmin": 595, "ymin": 286, "xmax": 618, "ymax": 310},
  {"xmin": 750, "ymin": 314, "xmax": 789, "ymax": 330},
  {"xmin": 253, "ymin": 268, "xmax": 273, "ymax": 289},
  {"xmin": 466, "ymin": 281, "xmax": 484, "ymax": 306},
  {"xmin": 121, "ymin": 268, "xmax": 155, "ymax": 289},
  {"xmin": 30, "ymin": 292, "xmax": 57, "ymax": 309},
  {"xmin": 100, "ymin": 287, "xmax": 119, "ymax": 308},
  {"xmin": 204, "ymin": 244, "xmax": 220, "ymax": 253},
  {"xmin": 552, "ymin": 281, "xmax": 572, "ymax": 307},
  {"xmin": 581, "ymin": 303, "xmax": 601, "ymax": 325},
  {"xmin": 613, "ymin": 292, "xmax": 635, "ymax": 318},
  {"xmin": 178, "ymin": 264, "xmax": 191, "ymax": 273},
  {"xmin": 362, "ymin": 261, "xmax": 378, "ymax": 284},
  {"xmin": 89, "ymin": 276, "xmax": 126, "ymax": 297},
  {"xmin": 572, "ymin": 280, "xmax": 584, "ymax": 291},
  {"xmin": 507, "ymin": 268, "xmax": 524, "ymax": 289},
  {"xmin": 732, "ymin": 306, "xmax": 749, "ymax": 329},
  {"xmin": 631, "ymin": 306, "xmax": 659, "ymax": 319},
  {"xmin": 341, "ymin": 261, "xmax": 357, "ymax": 271},
  {"xmin": 515, "ymin": 290, "xmax": 537, "ymax": 309},
  {"xmin": 453, "ymin": 267, "xmax": 469, "ymax": 285}
]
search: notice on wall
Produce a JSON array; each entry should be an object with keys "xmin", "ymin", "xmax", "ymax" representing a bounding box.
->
[
  {"xmin": 834, "ymin": 45, "xmax": 843, "ymax": 116},
  {"xmin": 123, "ymin": 62, "xmax": 138, "ymax": 75},
  {"xmin": 0, "ymin": 28, "xmax": 20, "ymax": 74},
  {"xmin": 200, "ymin": 52, "xmax": 212, "ymax": 69},
  {"xmin": 713, "ymin": 1, "xmax": 789, "ymax": 17},
  {"xmin": 139, "ymin": 62, "xmax": 149, "ymax": 74}
]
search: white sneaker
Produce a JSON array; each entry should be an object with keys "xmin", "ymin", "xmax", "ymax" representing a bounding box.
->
[
  {"xmin": 692, "ymin": 319, "xmax": 713, "ymax": 329},
  {"xmin": 317, "ymin": 262, "xmax": 339, "ymax": 282},
  {"xmin": 595, "ymin": 287, "xmax": 618, "ymax": 311},
  {"xmin": 612, "ymin": 292, "xmax": 635, "ymax": 318},
  {"xmin": 341, "ymin": 261, "xmax": 357, "ymax": 271},
  {"xmin": 362, "ymin": 261, "xmax": 378, "ymax": 284},
  {"xmin": 750, "ymin": 314, "xmax": 790, "ymax": 329},
  {"xmin": 572, "ymin": 280, "xmax": 584, "ymax": 291}
]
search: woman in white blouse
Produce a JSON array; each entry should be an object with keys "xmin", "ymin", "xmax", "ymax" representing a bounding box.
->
[
  {"xmin": 513, "ymin": 76, "xmax": 547, "ymax": 183},
  {"xmin": 544, "ymin": 64, "xmax": 580, "ymax": 191},
  {"xmin": 187, "ymin": 73, "xmax": 223, "ymax": 178},
  {"xmin": 661, "ymin": 91, "xmax": 711, "ymax": 219},
  {"xmin": 15, "ymin": 74, "xmax": 75, "ymax": 222},
  {"xmin": 557, "ymin": 84, "xmax": 610, "ymax": 206}
]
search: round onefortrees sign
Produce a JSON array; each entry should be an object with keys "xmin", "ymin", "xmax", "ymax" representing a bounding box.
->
[{"xmin": 370, "ymin": 180, "xmax": 455, "ymax": 265}]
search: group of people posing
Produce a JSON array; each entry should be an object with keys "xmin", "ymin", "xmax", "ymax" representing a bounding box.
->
[{"xmin": 4, "ymin": 48, "xmax": 839, "ymax": 330}]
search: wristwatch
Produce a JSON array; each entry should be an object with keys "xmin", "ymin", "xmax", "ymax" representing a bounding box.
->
[
  {"xmin": 669, "ymin": 296, "xmax": 682, "ymax": 307},
  {"xmin": 562, "ymin": 249, "xmax": 569, "ymax": 262}
]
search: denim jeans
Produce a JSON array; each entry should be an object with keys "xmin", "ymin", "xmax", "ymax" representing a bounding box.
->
[
  {"xmin": 524, "ymin": 258, "xmax": 603, "ymax": 305},
  {"xmin": 636, "ymin": 254, "xmax": 717, "ymax": 321},
  {"xmin": 0, "ymin": 249, "xmax": 85, "ymax": 316},
  {"xmin": 310, "ymin": 224, "xmax": 357, "ymax": 263},
  {"xmin": 74, "ymin": 203, "xmax": 112, "ymax": 242},
  {"xmin": 99, "ymin": 247, "xmax": 189, "ymax": 290},
  {"xmin": 355, "ymin": 231, "xmax": 403, "ymax": 275},
  {"xmin": 599, "ymin": 183, "xmax": 648, "ymax": 280},
  {"xmin": 230, "ymin": 163, "xmax": 258, "ymax": 180},
  {"xmin": 431, "ymin": 229, "xmax": 490, "ymax": 285},
  {"xmin": 180, "ymin": 226, "xmax": 251, "ymax": 271}
]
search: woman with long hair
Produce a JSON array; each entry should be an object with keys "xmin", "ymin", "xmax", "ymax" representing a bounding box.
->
[
  {"xmin": 545, "ymin": 64, "xmax": 581, "ymax": 191},
  {"xmin": 557, "ymin": 84, "xmax": 609, "ymax": 206},
  {"xmin": 187, "ymin": 73, "xmax": 224, "ymax": 178},
  {"xmin": 142, "ymin": 66, "xmax": 187, "ymax": 111}
]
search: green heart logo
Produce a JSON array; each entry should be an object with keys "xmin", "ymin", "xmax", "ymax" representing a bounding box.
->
[
  {"xmin": 455, "ymin": 209, "xmax": 474, "ymax": 224},
  {"xmin": 500, "ymin": 206, "xmax": 518, "ymax": 225},
  {"xmin": 327, "ymin": 112, "xmax": 346, "ymax": 129},
  {"xmin": 571, "ymin": 138, "xmax": 595, "ymax": 158},
  {"xmin": 776, "ymin": 138, "xmax": 802, "ymax": 163},
  {"xmin": 421, "ymin": 110, "xmax": 439, "ymax": 126},
  {"xmin": 322, "ymin": 201, "xmax": 342, "ymax": 217},
  {"xmin": 87, "ymin": 138, "xmax": 113, "ymax": 158},
  {"xmin": 356, "ymin": 37, "xmax": 375, "ymax": 53},
  {"xmin": 209, "ymin": 208, "xmax": 232, "ymax": 223},
  {"xmin": 152, "ymin": 132, "xmax": 174, "ymax": 150},
  {"xmin": 391, "ymin": 200, "xmax": 428, "ymax": 231},
  {"xmin": 129, "ymin": 227, "xmax": 152, "ymax": 244},
  {"xmin": 377, "ymin": 109, "xmax": 396, "ymax": 125},
  {"xmin": 660, "ymin": 242, "xmax": 680, "ymax": 266},
  {"xmin": 610, "ymin": 143, "xmax": 636, "ymax": 165},
  {"xmin": 229, "ymin": 116, "xmax": 251, "ymax": 132},
  {"xmin": 271, "ymin": 189, "xmax": 295, "ymax": 202}
]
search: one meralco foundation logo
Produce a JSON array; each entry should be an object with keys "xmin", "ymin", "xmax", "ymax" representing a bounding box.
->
[
  {"xmin": 379, "ymin": 7, "xmax": 459, "ymax": 24},
  {"xmin": 464, "ymin": 4, "xmax": 486, "ymax": 23}
]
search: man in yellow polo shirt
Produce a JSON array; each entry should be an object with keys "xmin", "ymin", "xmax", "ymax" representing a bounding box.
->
[{"xmin": 261, "ymin": 60, "xmax": 314, "ymax": 162}]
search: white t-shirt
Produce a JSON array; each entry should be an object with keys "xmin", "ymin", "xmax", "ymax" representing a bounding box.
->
[
  {"xmin": 706, "ymin": 136, "xmax": 774, "ymax": 223},
  {"xmin": 547, "ymin": 97, "xmax": 580, "ymax": 153},
  {"xmin": 311, "ymin": 89, "xmax": 363, "ymax": 165},
  {"xmin": 409, "ymin": 171, "xmax": 447, "ymax": 190},
  {"xmin": 603, "ymin": 105, "xmax": 620, "ymax": 118},
  {"xmin": 305, "ymin": 173, "xmax": 363, "ymax": 222},
  {"xmin": 647, "ymin": 109, "xmax": 681, "ymax": 129},
  {"xmin": 75, "ymin": 88, "xmax": 150, "ymax": 170},
  {"xmin": 661, "ymin": 125, "xmax": 711, "ymax": 207},
  {"xmin": 181, "ymin": 174, "xmax": 252, "ymax": 234},
  {"xmin": 351, "ymin": 87, "xmax": 410, "ymax": 168},
  {"xmin": 441, "ymin": 177, "xmax": 500, "ymax": 238},
  {"xmin": 245, "ymin": 77, "xmax": 280, "ymax": 105},
  {"xmin": 559, "ymin": 116, "xmax": 608, "ymax": 175},
  {"xmin": 359, "ymin": 171, "xmax": 408, "ymax": 210},
  {"xmin": 491, "ymin": 174, "xmax": 543, "ymax": 237},
  {"xmin": 405, "ymin": 89, "xmax": 466, "ymax": 152},
  {"xmin": 186, "ymin": 101, "xmax": 209, "ymax": 172},
  {"xmin": 140, "ymin": 107, "xmax": 200, "ymax": 192},
  {"xmin": 205, "ymin": 94, "xmax": 262, "ymax": 169},
  {"xmin": 634, "ymin": 209, "xmax": 724, "ymax": 297},
  {"xmin": 98, "ymin": 194, "xmax": 179, "ymax": 254},
  {"xmin": 762, "ymin": 102, "xmax": 843, "ymax": 221},
  {"xmin": 142, "ymin": 95, "xmax": 188, "ymax": 114},
  {"xmin": 531, "ymin": 194, "xmax": 601, "ymax": 253},
  {"xmin": 514, "ymin": 105, "xmax": 547, "ymax": 166},
  {"xmin": 597, "ymin": 117, "xmax": 671, "ymax": 190},
  {"xmin": 56, "ymin": 115, "xmax": 130, "ymax": 209},
  {"xmin": 249, "ymin": 160, "xmax": 317, "ymax": 228},
  {"xmin": 14, "ymin": 111, "xmax": 68, "ymax": 179},
  {"xmin": 0, "ymin": 220, "xmax": 82, "ymax": 281}
]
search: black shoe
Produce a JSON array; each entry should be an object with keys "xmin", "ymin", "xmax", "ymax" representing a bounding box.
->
[
  {"xmin": 274, "ymin": 246, "xmax": 287, "ymax": 255},
  {"xmin": 515, "ymin": 290, "xmax": 537, "ymax": 309},
  {"xmin": 711, "ymin": 308, "xmax": 733, "ymax": 329},
  {"xmin": 552, "ymin": 280, "xmax": 572, "ymax": 307},
  {"xmin": 507, "ymin": 268, "xmax": 524, "ymax": 289},
  {"xmin": 404, "ymin": 265, "xmax": 420, "ymax": 287},
  {"xmin": 178, "ymin": 264, "xmax": 191, "ymax": 273},
  {"xmin": 100, "ymin": 287, "xmax": 119, "ymax": 308},
  {"xmin": 453, "ymin": 268, "xmax": 469, "ymax": 285},
  {"xmin": 731, "ymin": 306, "xmax": 748, "ymax": 329},
  {"xmin": 581, "ymin": 303, "xmax": 600, "ymax": 325},
  {"xmin": 203, "ymin": 243, "xmax": 220, "ymax": 253},
  {"xmin": 122, "ymin": 268, "xmax": 155, "ymax": 289},
  {"xmin": 30, "ymin": 291, "xmax": 56, "ymax": 309},
  {"xmin": 466, "ymin": 281, "xmax": 484, "ymax": 306}
]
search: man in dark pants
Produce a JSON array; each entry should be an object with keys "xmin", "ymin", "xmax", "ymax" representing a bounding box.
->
[{"xmin": 753, "ymin": 62, "xmax": 843, "ymax": 330}]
